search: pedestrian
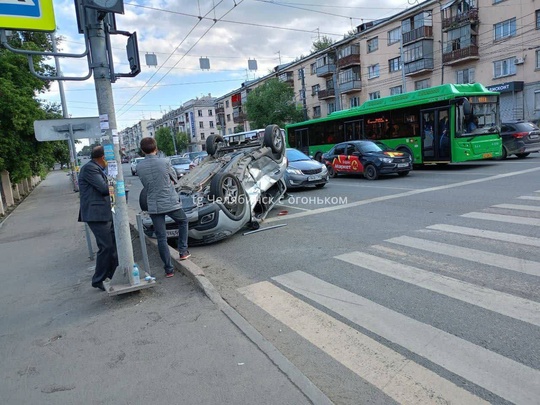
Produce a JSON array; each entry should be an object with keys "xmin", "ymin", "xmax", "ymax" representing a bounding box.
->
[
  {"xmin": 137, "ymin": 137, "xmax": 190, "ymax": 278},
  {"xmin": 78, "ymin": 145, "xmax": 118, "ymax": 291}
]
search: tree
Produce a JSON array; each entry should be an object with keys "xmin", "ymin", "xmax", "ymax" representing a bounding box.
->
[
  {"xmin": 154, "ymin": 127, "xmax": 175, "ymax": 156},
  {"xmin": 244, "ymin": 79, "xmax": 304, "ymax": 129},
  {"xmin": 176, "ymin": 132, "xmax": 189, "ymax": 153},
  {"xmin": 311, "ymin": 35, "xmax": 335, "ymax": 53}
]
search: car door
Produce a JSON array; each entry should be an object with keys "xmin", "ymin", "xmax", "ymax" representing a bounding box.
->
[
  {"xmin": 346, "ymin": 143, "xmax": 364, "ymax": 173},
  {"xmin": 330, "ymin": 144, "xmax": 348, "ymax": 173}
]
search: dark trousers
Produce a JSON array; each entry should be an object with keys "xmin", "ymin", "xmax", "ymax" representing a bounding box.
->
[
  {"xmin": 150, "ymin": 209, "xmax": 188, "ymax": 274},
  {"xmin": 87, "ymin": 221, "xmax": 118, "ymax": 285}
]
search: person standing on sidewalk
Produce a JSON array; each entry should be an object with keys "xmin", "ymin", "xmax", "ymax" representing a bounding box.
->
[
  {"xmin": 78, "ymin": 145, "xmax": 118, "ymax": 291},
  {"xmin": 137, "ymin": 137, "xmax": 190, "ymax": 278}
]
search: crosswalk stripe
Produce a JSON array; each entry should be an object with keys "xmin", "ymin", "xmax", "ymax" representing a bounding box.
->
[
  {"xmin": 462, "ymin": 212, "xmax": 540, "ymax": 226},
  {"xmin": 272, "ymin": 271, "xmax": 540, "ymax": 405},
  {"xmin": 387, "ymin": 236, "xmax": 540, "ymax": 277},
  {"xmin": 335, "ymin": 251, "xmax": 540, "ymax": 327},
  {"xmin": 426, "ymin": 224, "xmax": 540, "ymax": 247},
  {"xmin": 238, "ymin": 281, "xmax": 488, "ymax": 405},
  {"xmin": 518, "ymin": 195, "xmax": 540, "ymax": 201},
  {"xmin": 492, "ymin": 203, "xmax": 540, "ymax": 212}
]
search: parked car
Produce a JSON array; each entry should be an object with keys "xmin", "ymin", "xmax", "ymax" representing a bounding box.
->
[
  {"xmin": 121, "ymin": 156, "xmax": 129, "ymax": 164},
  {"xmin": 322, "ymin": 140, "xmax": 412, "ymax": 180},
  {"xmin": 130, "ymin": 157, "xmax": 144, "ymax": 175},
  {"xmin": 285, "ymin": 148, "xmax": 328, "ymax": 189},
  {"xmin": 181, "ymin": 151, "xmax": 208, "ymax": 162},
  {"xmin": 169, "ymin": 156, "xmax": 192, "ymax": 178},
  {"xmin": 139, "ymin": 125, "xmax": 287, "ymax": 245},
  {"xmin": 499, "ymin": 121, "xmax": 540, "ymax": 159}
]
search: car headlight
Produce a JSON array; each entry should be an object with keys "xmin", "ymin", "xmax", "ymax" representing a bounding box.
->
[
  {"xmin": 320, "ymin": 165, "xmax": 328, "ymax": 174},
  {"xmin": 286, "ymin": 168, "xmax": 303, "ymax": 175},
  {"xmin": 381, "ymin": 157, "xmax": 393, "ymax": 163}
]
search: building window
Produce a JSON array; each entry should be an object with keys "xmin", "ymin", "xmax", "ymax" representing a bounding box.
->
[
  {"xmin": 456, "ymin": 68, "xmax": 475, "ymax": 84},
  {"xmin": 311, "ymin": 84, "xmax": 320, "ymax": 96},
  {"xmin": 310, "ymin": 62, "xmax": 316, "ymax": 75},
  {"xmin": 367, "ymin": 37, "xmax": 379, "ymax": 53},
  {"xmin": 369, "ymin": 91, "xmax": 380, "ymax": 100},
  {"xmin": 350, "ymin": 97, "xmax": 360, "ymax": 108},
  {"xmin": 390, "ymin": 86, "xmax": 402, "ymax": 95},
  {"xmin": 297, "ymin": 67, "xmax": 304, "ymax": 80},
  {"xmin": 199, "ymin": 121, "xmax": 204, "ymax": 129},
  {"xmin": 536, "ymin": 10, "xmax": 540, "ymax": 29},
  {"xmin": 536, "ymin": 50, "xmax": 540, "ymax": 69},
  {"xmin": 389, "ymin": 57, "xmax": 401, "ymax": 73},
  {"xmin": 494, "ymin": 18, "xmax": 516, "ymax": 41},
  {"xmin": 198, "ymin": 110, "xmax": 203, "ymax": 117},
  {"xmin": 313, "ymin": 106, "xmax": 321, "ymax": 118},
  {"xmin": 339, "ymin": 66, "xmax": 360, "ymax": 84},
  {"xmin": 209, "ymin": 121, "xmax": 214, "ymax": 128},
  {"xmin": 225, "ymin": 100, "xmax": 230, "ymax": 108},
  {"xmin": 494, "ymin": 57, "xmax": 517, "ymax": 78},
  {"xmin": 200, "ymin": 133, "xmax": 205, "ymax": 140},
  {"xmin": 415, "ymin": 79, "xmax": 430, "ymax": 90},
  {"xmin": 535, "ymin": 91, "xmax": 540, "ymax": 110},
  {"xmin": 388, "ymin": 27, "xmax": 401, "ymax": 45},
  {"xmin": 327, "ymin": 103, "xmax": 336, "ymax": 114},
  {"xmin": 226, "ymin": 114, "xmax": 231, "ymax": 122},
  {"xmin": 368, "ymin": 64, "xmax": 380, "ymax": 79},
  {"xmin": 208, "ymin": 109, "xmax": 213, "ymax": 116},
  {"xmin": 493, "ymin": 0, "xmax": 505, "ymax": 4}
]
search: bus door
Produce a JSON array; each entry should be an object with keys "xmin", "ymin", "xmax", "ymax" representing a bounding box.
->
[
  {"xmin": 421, "ymin": 108, "xmax": 450, "ymax": 161},
  {"xmin": 344, "ymin": 120, "xmax": 363, "ymax": 141},
  {"xmin": 293, "ymin": 128, "xmax": 310, "ymax": 155}
]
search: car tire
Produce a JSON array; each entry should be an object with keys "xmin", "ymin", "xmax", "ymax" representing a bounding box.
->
[
  {"xmin": 209, "ymin": 172, "xmax": 246, "ymax": 220},
  {"xmin": 263, "ymin": 125, "xmax": 284, "ymax": 155},
  {"xmin": 398, "ymin": 171, "xmax": 409, "ymax": 177},
  {"xmin": 363, "ymin": 164, "xmax": 379, "ymax": 180},
  {"xmin": 206, "ymin": 134, "xmax": 225, "ymax": 156},
  {"xmin": 139, "ymin": 188, "xmax": 148, "ymax": 211},
  {"xmin": 327, "ymin": 165, "xmax": 338, "ymax": 178},
  {"xmin": 499, "ymin": 147, "xmax": 508, "ymax": 160},
  {"xmin": 516, "ymin": 152, "xmax": 530, "ymax": 159},
  {"xmin": 314, "ymin": 152, "xmax": 322, "ymax": 162}
]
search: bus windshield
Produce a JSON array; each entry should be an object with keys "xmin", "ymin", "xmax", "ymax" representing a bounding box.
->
[{"xmin": 459, "ymin": 96, "xmax": 499, "ymax": 136}]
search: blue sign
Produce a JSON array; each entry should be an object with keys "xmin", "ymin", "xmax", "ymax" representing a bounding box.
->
[
  {"xmin": 117, "ymin": 180, "xmax": 125, "ymax": 197},
  {"xmin": 104, "ymin": 144, "xmax": 115, "ymax": 161},
  {"xmin": 189, "ymin": 111, "xmax": 196, "ymax": 138},
  {"xmin": 0, "ymin": 0, "xmax": 56, "ymax": 32},
  {"xmin": 0, "ymin": 0, "xmax": 40, "ymax": 17}
]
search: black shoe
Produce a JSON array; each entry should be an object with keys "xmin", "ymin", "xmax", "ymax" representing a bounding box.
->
[{"xmin": 92, "ymin": 282, "xmax": 105, "ymax": 291}]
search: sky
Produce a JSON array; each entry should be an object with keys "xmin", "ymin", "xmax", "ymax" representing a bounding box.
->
[{"xmin": 43, "ymin": 0, "xmax": 414, "ymax": 133}]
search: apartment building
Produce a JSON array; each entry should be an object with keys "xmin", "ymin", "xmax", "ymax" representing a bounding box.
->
[
  {"xmin": 217, "ymin": 0, "xmax": 540, "ymax": 128},
  {"xmin": 120, "ymin": 119, "xmax": 154, "ymax": 158}
]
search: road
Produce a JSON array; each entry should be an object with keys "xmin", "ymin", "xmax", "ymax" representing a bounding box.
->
[{"xmin": 123, "ymin": 157, "xmax": 540, "ymax": 405}]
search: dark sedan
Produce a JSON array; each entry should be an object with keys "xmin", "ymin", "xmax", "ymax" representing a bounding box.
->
[
  {"xmin": 499, "ymin": 121, "xmax": 540, "ymax": 159},
  {"xmin": 285, "ymin": 148, "xmax": 329, "ymax": 189},
  {"xmin": 322, "ymin": 140, "xmax": 412, "ymax": 180}
]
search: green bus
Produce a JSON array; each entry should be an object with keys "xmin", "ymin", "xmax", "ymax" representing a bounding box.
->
[{"xmin": 285, "ymin": 83, "xmax": 502, "ymax": 164}]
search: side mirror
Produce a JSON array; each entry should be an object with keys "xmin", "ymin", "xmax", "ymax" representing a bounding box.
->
[{"xmin": 462, "ymin": 98, "xmax": 472, "ymax": 116}]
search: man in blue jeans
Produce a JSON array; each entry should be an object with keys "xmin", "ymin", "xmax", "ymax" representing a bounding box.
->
[{"xmin": 137, "ymin": 137, "xmax": 190, "ymax": 278}]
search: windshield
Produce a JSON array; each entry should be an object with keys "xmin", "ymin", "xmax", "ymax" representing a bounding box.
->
[
  {"xmin": 286, "ymin": 148, "xmax": 310, "ymax": 162},
  {"xmin": 458, "ymin": 96, "xmax": 499, "ymax": 136},
  {"xmin": 360, "ymin": 141, "xmax": 386, "ymax": 153},
  {"xmin": 170, "ymin": 158, "xmax": 191, "ymax": 165}
]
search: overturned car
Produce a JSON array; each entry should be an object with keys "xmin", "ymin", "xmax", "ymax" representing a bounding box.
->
[{"xmin": 139, "ymin": 125, "xmax": 287, "ymax": 245}]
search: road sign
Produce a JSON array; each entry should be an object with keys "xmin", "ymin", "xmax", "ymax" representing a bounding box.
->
[
  {"xmin": 0, "ymin": 0, "xmax": 56, "ymax": 32},
  {"xmin": 34, "ymin": 117, "xmax": 101, "ymax": 141}
]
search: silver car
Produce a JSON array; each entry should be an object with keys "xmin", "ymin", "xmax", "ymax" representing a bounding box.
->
[
  {"xmin": 169, "ymin": 156, "xmax": 192, "ymax": 178},
  {"xmin": 139, "ymin": 125, "xmax": 287, "ymax": 245}
]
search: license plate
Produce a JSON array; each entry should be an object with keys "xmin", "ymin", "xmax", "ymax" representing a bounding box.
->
[
  {"xmin": 397, "ymin": 163, "xmax": 409, "ymax": 168},
  {"xmin": 166, "ymin": 229, "xmax": 179, "ymax": 238},
  {"xmin": 307, "ymin": 175, "xmax": 322, "ymax": 181},
  {"xmin": 483, "ymin": 153, "xmax": 493, "ymax": 158}
]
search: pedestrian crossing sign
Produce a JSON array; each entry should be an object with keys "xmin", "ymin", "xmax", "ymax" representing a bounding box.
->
[{"xmin": 0, "ymin": 0, "xmax": 55, "ymax": 32}]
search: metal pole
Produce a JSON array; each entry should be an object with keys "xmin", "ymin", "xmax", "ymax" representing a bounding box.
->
[
  {"xmin": 136, "ymin": 214, "xmax": 151, "ymax": 276},
  {"xmin": 172, "ymin": 131, "xmax": 178, "ymax": 155},
  {"xmin": 86, "ymin": 7, "xmax": 135, "ymax": 285}
]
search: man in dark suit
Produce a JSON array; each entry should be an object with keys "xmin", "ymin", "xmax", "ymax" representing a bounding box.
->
[{"xmin": 78, "ymin": 145, "xmax": 118, "ymax": 291}]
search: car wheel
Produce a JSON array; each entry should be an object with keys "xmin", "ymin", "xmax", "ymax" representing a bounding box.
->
[
  {"xmin": 206, "ymin": 134, "xmax": 224, "ymax": 156},
  {"xmin": 314, "ymin": 152, "xmax": 322, "ymax": 162},
  {"xmin": 315, "ymin": 183, "xmax": 326, "ymax": 188},
  {"xmin": 500, "ymin": 147, "xmax": 508, "ymax": 160},
  {"xmin": 398, "ymin": 171, "xmax": 410, "ymax": 177},
  {"xmin": 209, "ymin": 173, "xmax": 246, "ymax": 220},
  {"xmin": 363, "ymin": 164, "xmax": 379, "ymax": 180},
  {"xmin": 327, "ymin": 165, "xmax": 338, "ymax": 178},
  {"xmin": 263, "ymin": 125, "xmax": 284, "ymax": 154},
  {"xmin": 139, "ymin": 188, "xmax": 148, "ymax": 211},
  {"xmin": 516, "ymin": 152, "xmax": 530, "ymax": 159}
]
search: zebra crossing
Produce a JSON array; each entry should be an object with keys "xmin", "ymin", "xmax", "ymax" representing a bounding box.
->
[{"xmin": 238, "ymin": 193, "xmax": 540, "ymax": 404}]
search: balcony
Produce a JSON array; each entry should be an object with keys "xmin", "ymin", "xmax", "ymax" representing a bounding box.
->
[
  {"xmin": 404, "ymin": 58, "xmax": 434, "ymax": 76},
  {"xmin": 337, "ymin": 53, "xmax": 361, "ymax": 69},
  {"xmin": 318, "ymin": 88, "xmax": 335, "ymax": 100},
  {"xmin": 279, "ymin": 71, "xmax": 294, "ymax": 85},
  {"xmin": 442, "ymin": 44, "xmax": 479, "ymax": 65},
  {"xmin": 233, "ymin": 112, "xmax": 246, "ymax": 124},
  {"xmin": 442, "ymin": 8, "xmax": 479, "ymax": 31},
  {"xmin": 339, "ymin": 80, "xmax": 362, "ymax": 94},
  {"xmin": 215, "ymin": 106, "xmax": 224, "ymax": 114},
  {"xmin": 316, "ymin": 63, "xmax": 335, "ymax": 77},
  {"xmin": 402, "ymin": 25, "xmax": 433, "ymax": 45}
]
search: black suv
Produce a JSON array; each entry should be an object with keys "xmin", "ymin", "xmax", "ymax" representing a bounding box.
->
[{"xmin": 499, "ymin": 121, "xmax": 540, "ymax": 159}]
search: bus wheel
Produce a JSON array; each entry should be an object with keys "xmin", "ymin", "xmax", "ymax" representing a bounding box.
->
[
  {"xmin": 327, "ymin": 165, "xmax": 337, "ymax": 178},
  {"xmin": 363, "ymin": 164, "xmax": 379, "ymax": 180},
  {"xmin": 314, "ymin": 152, "xmax": 322, "ymax": 162}
]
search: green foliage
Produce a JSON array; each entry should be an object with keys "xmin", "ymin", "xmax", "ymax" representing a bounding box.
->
[
  {"xmin": 155, "ymin": 127, "xmax": 183, "ymax": 156},
  {"xmin": 0, "ymin": 31, "xmax": 60, "ymax": 183},
  {"xmin": 176, "ymin": 132, "xmax": 189, "ymax": 153},
  {"xmin": 311, "ymin": 35, "xmax": 335, "ymax": 53},
  {"xmin": 244, "ymin": 79, "xmax": 304, "ymax": 129}
]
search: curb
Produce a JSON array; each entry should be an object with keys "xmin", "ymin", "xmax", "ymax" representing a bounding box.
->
[{"xmin": 128, "ymin": 214, "xmax": 333, "ymax": 405}]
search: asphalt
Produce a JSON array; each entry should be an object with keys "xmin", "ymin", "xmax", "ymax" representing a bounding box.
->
[{"xmin": 0, "ymin": 170, "xmax": 332, "ymax": 405}]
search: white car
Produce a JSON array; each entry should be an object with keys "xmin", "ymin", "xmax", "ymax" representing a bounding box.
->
[{"xmin": 130, "ymin": 157, "xmax": 144, "ymax": 176}]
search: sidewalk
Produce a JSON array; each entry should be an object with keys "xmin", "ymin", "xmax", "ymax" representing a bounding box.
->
[{"xmin": 0, "ymin": 171, "xmax": 330, "ymax": 405}]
